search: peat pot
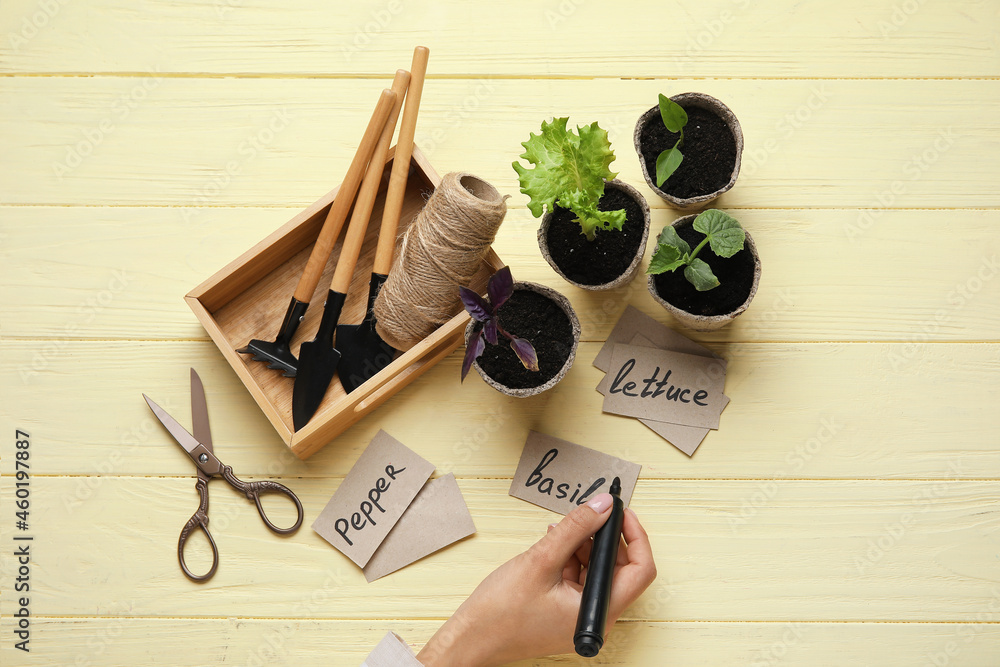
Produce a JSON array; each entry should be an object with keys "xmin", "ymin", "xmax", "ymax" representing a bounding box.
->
[
  {"xmin": 647, "ymin": 213, "xmax": 761, "ymax": 331},
  {"xmin": 465, "ymin": 281, "xmax": 581, "ymax": 397},
  {"xmin": 634, "ymin": 92, "xmax": 744, "ymax": 209}
]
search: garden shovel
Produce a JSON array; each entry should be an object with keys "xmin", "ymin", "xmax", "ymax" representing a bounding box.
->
[
  {"xmin": 337, "ymin": 46, "xmax": 429, "ymax": 394},
  {"xmin": 292, "ymin": 70, "xmax": 410, "ymax": 431},
  {"xmin": 236, "ymin": 87, "xmax": 398, "ymax": 377}
]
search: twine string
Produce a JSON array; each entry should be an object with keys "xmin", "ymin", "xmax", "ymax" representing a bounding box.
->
[{"xmin": 373, "ymin": 172, "xmax": 508, "ymax": 350}]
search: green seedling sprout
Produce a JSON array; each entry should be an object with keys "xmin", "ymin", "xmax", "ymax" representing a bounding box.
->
[
  {"xmin": 647, "ymin": 209, "xmax": 745, "ymax": 291},
  {"xmin": 655, "ymin": 94, "xmax": 688, "ymax": 187}
]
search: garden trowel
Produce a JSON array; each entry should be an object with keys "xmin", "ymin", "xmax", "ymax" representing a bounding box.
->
[
  {"xmin": 337, "ymin": 46, "xmax": 429, "ymax": 394},
  {"xmin": 236, "ymin": 87, "xmax": 398, "ymax": 376},
  {"xmin": 292, "ymin": 70, "xmax": 410, "ymax": 431}
]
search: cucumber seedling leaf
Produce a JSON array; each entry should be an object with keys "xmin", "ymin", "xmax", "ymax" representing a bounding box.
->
[
  {"xmin": 656, "ymin": 224, "xmax": 691, "ymax": 257},
  {"xmin": 693, "ymin": 209, "xmax": 745, "ymax": 258},
  {"xmin": 647, "ymin": 209, "xmax": 746, "ymax": 292},
  {"xmin": 684, "ymin": 258, "xmax": 720, "ymax": 292},
  {"xmin": 647, "ymin": 244, "xmax": 685, "ymax": 275}
]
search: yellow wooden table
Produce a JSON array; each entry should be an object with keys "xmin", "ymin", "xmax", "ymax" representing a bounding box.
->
[{"xmin": 2, "ymin": 2, "xmax": 999, "ymax": 665}]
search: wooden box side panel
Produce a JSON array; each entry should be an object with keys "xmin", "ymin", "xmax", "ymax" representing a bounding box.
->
[{"xmin": 186, "ymin": 190, "xmax": 339, "ymax": 313}]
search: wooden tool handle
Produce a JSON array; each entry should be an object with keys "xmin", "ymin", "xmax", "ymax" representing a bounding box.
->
[
  {"xmin": 329, "ymin": 73, "xmax": 409, "ymax": 294},
  {"xmin": 374, "ymin": 45, "xmax": 430, "ymax": 275},
  {"xmin": 292, "ymin": 88, "xmax": 397, "ymax": 303}
]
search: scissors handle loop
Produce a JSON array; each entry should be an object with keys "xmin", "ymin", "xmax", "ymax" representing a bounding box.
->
[
  {"xmin": 177, "ymin": 478, "xmax": 220, "ymax": 581},
  {"xmin": 221, "ymin": 466, "xmax": 304, "ymax": 534}
]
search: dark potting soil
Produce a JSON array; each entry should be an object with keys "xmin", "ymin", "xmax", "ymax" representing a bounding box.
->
[
  {"xmin": 544, "ymin": 186, "xmax": 645, "ymax": 286},
  {"xmin": 475, "ymin": 289, "xmax": 574, "ymax": 389},
  {"xmin": 639, "ymin": 105, "xmax": 737, "ymax": 200},
  {"xmin": 652, "ymin": 221, "xmax": 755, "ymax": 316}
]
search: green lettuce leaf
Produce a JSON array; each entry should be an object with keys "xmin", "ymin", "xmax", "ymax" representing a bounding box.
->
[
  {"xmin": 558, "ymin": 190, "xmax": 626, "ymax": 239},
  {"xmin": 512, "ymin": 117, "xmax": 623, "ymax": 241}
]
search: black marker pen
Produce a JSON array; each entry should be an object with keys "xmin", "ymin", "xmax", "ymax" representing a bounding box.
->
[{"xmin": 574, "ymin": 476, "xmax": 624, "ymax": 657}]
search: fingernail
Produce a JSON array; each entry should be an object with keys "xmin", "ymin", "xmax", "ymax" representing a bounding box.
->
[
  {"xmin": 547, "ymin": 523, "xmax": 558, "ymax": 532},
  {"xmin": 587, "ymin": 493, "xmax": 613, "ymax": 513}
]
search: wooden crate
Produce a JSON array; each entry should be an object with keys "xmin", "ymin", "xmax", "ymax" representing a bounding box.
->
[{"xmin": 186, "ymin": 146, "xmax": 503, "ymax": 459}]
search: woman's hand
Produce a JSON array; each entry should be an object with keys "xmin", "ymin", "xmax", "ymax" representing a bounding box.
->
[{"xmin": 416, "ymin": 494, "xmax": 657, "ymax": 666}]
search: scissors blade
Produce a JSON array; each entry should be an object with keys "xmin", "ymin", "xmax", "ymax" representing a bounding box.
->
[
  {"xmin": 143, "ymin": 393, "xmax": 204, "ymax": 458},
  {"xmin": 189, "ymin": 368, "xmax": 213, "ymax": 452}
]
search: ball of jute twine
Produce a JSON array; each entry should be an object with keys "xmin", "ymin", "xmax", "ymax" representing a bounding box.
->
[{"xmin": 374, "ymin": 172, "xmax": 508, "ymax": 351}]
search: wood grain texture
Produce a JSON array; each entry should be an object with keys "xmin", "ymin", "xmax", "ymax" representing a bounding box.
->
[
  {"xmin": 1, "ymin": 0, "xmax": 998, "ymax": 664},
  {"xmin": 3, "ymin": 619, "xmax": 1000, "ymax": 667},
  {"xmin": 2, "ymin": 207, "xmax": 999, "ymax": 343},
  {"xmin": 2, "ymin": 77, "xmax": 996, "ymax": 208},
  {"xmin": 1, "ymin": 478, "xmax": 998, "ymax": 622},
  {"xmin": 2, "ymin": 341, "xmax": 999, "ymax": 479},
  {"xmin": 0, "ymin": 0, "xmax": 996, "ymax": 78}
]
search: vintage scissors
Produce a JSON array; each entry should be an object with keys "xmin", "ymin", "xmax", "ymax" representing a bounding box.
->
[{"xmin": 143, "ymin": 368, "xmax": 304, "ymax": 581}]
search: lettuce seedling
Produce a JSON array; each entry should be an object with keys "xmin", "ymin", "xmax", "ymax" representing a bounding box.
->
[
  {"xmin": 512, "ymin": 117, "xmax": 626, "ymax": 241},
  {"xmin": 460, "ymin": 266, "xmax": 539, "ymax": 382},
  {"xmin": 655, "ymin": 94, "xmax": 688, "ymax": 186},
  {"xmin": 647, "ymin": 209, "xmax": 745, "ymax": 291}
]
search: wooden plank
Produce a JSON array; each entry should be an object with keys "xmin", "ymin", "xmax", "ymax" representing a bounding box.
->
[
  {"xmin": 1, "ymin": 77, "xmax": 995, "ymax": 208},
  {"xmin": 1, "ymin": 477, "xmax": 997, "ymax": 621},
  {"xmin": 3, "ymin": 618, "xmax": 999, "ymax": 667},
  {"xmin": 0, "ymin": 0, "xmax": 996, "ymax": 78},
  {"xmin": 3, "ymin": 341, "xmax": 999, "ymax": 479},
  {"xmin": 1, "ymin": 1, "xmax": 995, "ymax": 664},
  {"xmin": 2, "ymin": 207, "xmax": 999, "ymax": 343}
]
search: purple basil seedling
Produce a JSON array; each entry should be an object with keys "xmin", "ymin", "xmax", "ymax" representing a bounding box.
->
[{"xmin": 459, "ymin": 266, "xmax": 539, "ymax": 382}]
